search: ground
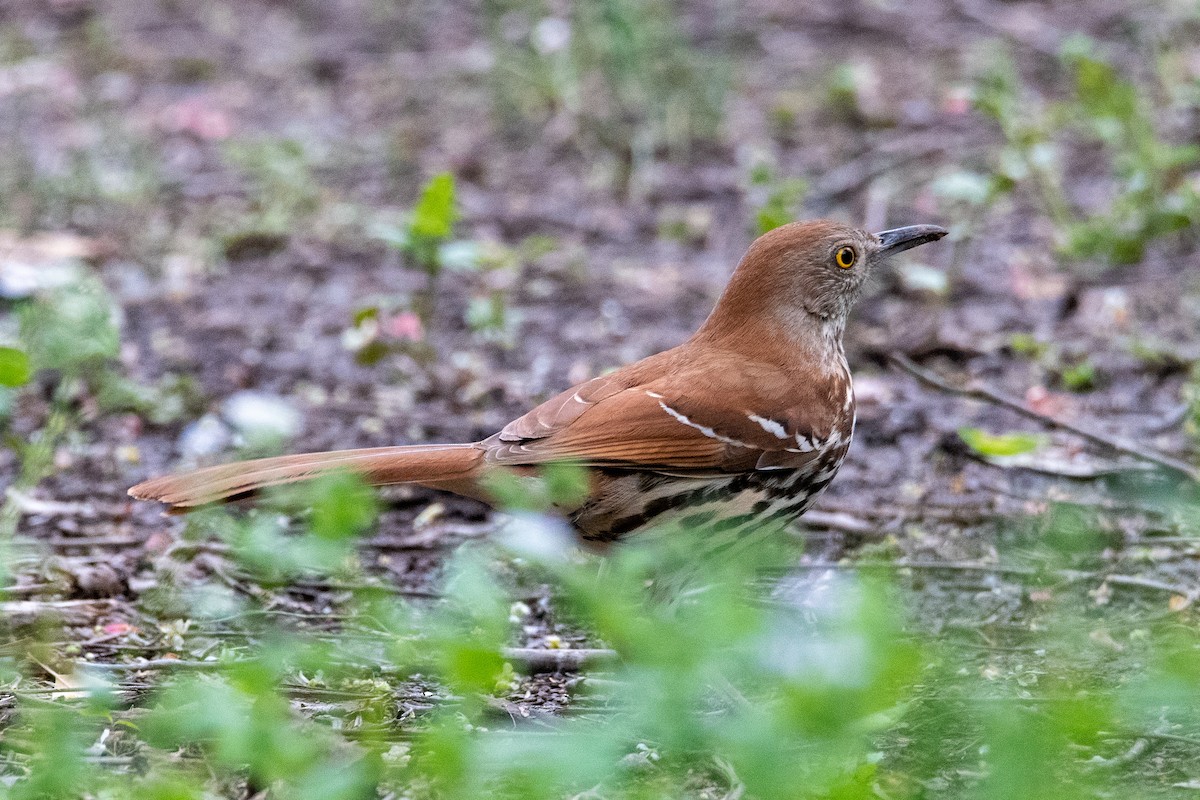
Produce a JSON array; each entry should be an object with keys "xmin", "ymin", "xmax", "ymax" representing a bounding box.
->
[{"xmin": 2, "ymin": 0, "xmax": 1200, "ymax": 796}]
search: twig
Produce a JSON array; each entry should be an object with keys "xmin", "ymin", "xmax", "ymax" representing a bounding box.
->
[
  {"xmin": 1089, "ymin": 737, "xmax": 1150, "ymax": 768},
  {"xmin": 44, "ymin": 535, "xmax": 146, "ymax": 549},
  {"xmin": 782, "ymin": 560, "xmax": 1199, "ymax": 603},
  {"xmin": 1099, "ymin": 573, "xmax": 1198, "ymax": 606},
  {"xmin": 0, "ymin": 583, "xmax": 59, "ymax": 597},
  {"xmin": 289, "ymin": 579, "xmax": 443, "ymax": 599},
  {"xmin": 78, "ymin": 659, "xmax": 227, "ymax": 673},
  {"xmin": 1133, "ymin": 730, "xmax": 1200, "ymax": 748},
  {"xmin": 73, "ymin": 647, "xmax": 619, "ymax": 677},
  {"xmin": 889, "ymin": 354, "xmax": 1200, "ymax": 482},
  {"xmin": 797, "ymin": 510, "xmax": 880, "ymax": 537},
  {"xmin": 1, "ymin": 598, "xmax": 118, "ymax": 611},
  {"xmin": 503, "ymin": 648, "xmax": 616, "ymax": 674},
  {"xmin": 5, "ymin": 491, "xmax": 98, "ymax": 518},
  {"xmin": 814, "ymin": 500, "xmax": 1004, "ymax": 524},
  {"xmin": 777, "ymin": 560, "xmax": 1037, "ymax": 577}
]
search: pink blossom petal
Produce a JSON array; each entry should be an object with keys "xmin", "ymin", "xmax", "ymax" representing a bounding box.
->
[{"xmin": 383, "ymin": 312, "xmax": 425, "ymax": 342}]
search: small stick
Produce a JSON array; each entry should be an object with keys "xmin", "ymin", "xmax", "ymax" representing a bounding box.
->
[
  {"xmin": 889, "ymin": 354, "xmax": 1200, "ymax": 482},
  {"xmin": 78, "ymin": 659, "xmax": 227, "ymax": 673},
  {"xmin": 798, "ymin": 510, "xmax": 880, "ymax": 536},
  {"xmin": 72, "ymin": 647, "xmax": 619, "ymax": 677},
  {"xmin": 45, "ymin": 535, "xmax": 146, "ymax": 549},
  {"xmin": 503, "ymin": 648, "xmax": 616, "ymax": 674},
  {"xmin": 1099, "ymin": 573, "xmax": 1198, "ymax": 606},
  {"xmin": 782, "ymin": 561, "xmax": 1199, "ymax": 601}
]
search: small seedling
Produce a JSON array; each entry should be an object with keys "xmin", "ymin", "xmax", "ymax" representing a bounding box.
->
[
  {"xmin": 1058, "ymin": 358, "xmax": 1098, "ymax": 392},
  {"xmin": 375, "ymin": 172, "xmax": 461, "ymax": 327}
]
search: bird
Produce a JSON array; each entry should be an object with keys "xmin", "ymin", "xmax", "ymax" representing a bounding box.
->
[{"xmin": 129, "ymin": 219, "xmax": 947, "ymax": 543}]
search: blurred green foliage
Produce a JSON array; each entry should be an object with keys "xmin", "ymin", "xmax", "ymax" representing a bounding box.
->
[
  {"xmin": 974, "ymin": 37, "xmax": 1200, "ymax": 268},
  {"xmin": 1006, "ymin": 333, "xmax": 1106, "ymax": 394},
  {"xmin": 748, "ymin": 161, "xmax": 808, "ymax": 236},
  {"xmin": 484, "ymin": 0, "xmax": 728, "ymax": 189},
  {"xmin": 0, "ymin": 346, "xmax": 31, "ymax": 388},
  {"xmin": 0, "ymin": 276, "xmax": 124, "ymax": 503},
  {"xmin": 401, "ymin": 172, "xmax": 460, "ymax": 275},
  {"xmin": 221, "ymin": 137, "xmax": 325, "ymax": 250},
  {"xmin": 4, "ymin": 464, "xmax": 1200, "ymax": 797},
  {"xmin": 0, "ymin": 271, "xmax": 199, "ymax": 548},
  {"xmin": 1184, "ymin": 365, "xmax": 1200, "ymax": 449}
]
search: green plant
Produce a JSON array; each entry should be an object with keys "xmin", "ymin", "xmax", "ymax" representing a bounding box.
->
[
  {"xmin": 974, "ymin": 38, "xmax": 1200, "ymax": 268},
  {"xmin": 7, "ymin": 453, "xmax": 1200, "ymax": 796},
  {"xmin": 0, "ymin": 273, "xmax": 188, "ymax": 545},
  {"xmin": 1006, "ymin": 333, "xmax": 1103, "ymax": 393},
  {"xmin": 465, "ymin": 292, "xmax": 520, "ymax": 347},
  {"xmin": 0, "ymin": 278, "xmax": 122, "ymax": 536},
  {"xmin": 9, "ymin": 460, "xmax": 1200, "ymax": 796},
  {"xmin": 400, "ymin": 172, "xmax": 459, "ymax": 276},
  {"xmin": 222, "ymin": 137, "xmax": 325, "ymax": 248},
  {"xmin": 1059, "ymin": 358, "xmax": 1098, "ymax": 392},
  {"xmin": 0, "ymin": 346, "xmax": 31, "ymax": 419},
  {"xmin": 1008, "ymin": 332, "xmax": 1051, "ymax": 360},
  {"xmin": 368, "ymin": 174, "xmax": 520, "ymax": 355},
  {"xmin": 747, "ymin": 161, "xmax": 807, "ymax": 235},
  {"xmin": 485, "ymin": 0, "xmax": 729, "ymax": 192},
  {"xmin": 373, "ymin": 172, "xmax": 461, "ymax": 329}
]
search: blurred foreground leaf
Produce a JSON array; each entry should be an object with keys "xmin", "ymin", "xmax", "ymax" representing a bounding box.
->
[{"xmin": 0, "ymin": 346, "xmax": 31, "ymax": 387}]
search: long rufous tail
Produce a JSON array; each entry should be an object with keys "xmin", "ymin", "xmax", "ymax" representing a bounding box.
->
[{"xmin": 128, "ymin": 444, "xmax": 487, "ymax": 510}]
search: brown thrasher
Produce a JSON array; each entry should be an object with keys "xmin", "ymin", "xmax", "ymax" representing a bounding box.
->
[{"xmin": 130, "ymin": 220, "xmax": 946, "ymax": 542}]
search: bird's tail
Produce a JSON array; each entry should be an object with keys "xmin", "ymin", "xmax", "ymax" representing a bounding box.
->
[{"xmin": 128, "ymin": 444, "xmax": 487, "ymax": 510}]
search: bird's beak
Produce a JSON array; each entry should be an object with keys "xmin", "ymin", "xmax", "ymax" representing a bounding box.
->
[{"xmin": 875, "ymin": 224, "xmax": 949, "ymax": 256}]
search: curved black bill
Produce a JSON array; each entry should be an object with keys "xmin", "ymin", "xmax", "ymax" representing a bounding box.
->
[{"xmin": 875, "ymin": 224, "xmax": 949, "ymax": 256}]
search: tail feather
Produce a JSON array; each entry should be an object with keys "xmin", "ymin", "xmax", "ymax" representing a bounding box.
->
[{"xmin": 129, "ymin": 444, "xmax": 486, "ymax": 510}]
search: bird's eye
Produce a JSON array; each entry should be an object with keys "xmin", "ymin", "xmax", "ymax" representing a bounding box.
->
[{"xmin": 835, "ymin": 246, "xmax": 857, "ymax": 269}]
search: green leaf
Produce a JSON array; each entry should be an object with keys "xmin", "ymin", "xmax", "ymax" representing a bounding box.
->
[
  {"xmin": 409, "ymin": 172, "xmax": 457, "ymax": 241},
  {"xmin": 1060, "ymin": 360, "xmax": 1098, "ymax": 392},
  {"xmin": 958, "ymin": 427, "xmax": 1045, "ymax": 457},
  {"xmin": 309, "ymin": 472, "xmax": 378, "ymax": 541},
  {"xmin": 0, "ymin": 346, "xmax": 31, "ymax": 387},
  {"xmin": 18, "ymin": 278, "xmax": 121, "ymax": 375},
  {"xmin": 541, "ymin": 461, "xmax": 590, "ymax": 507}
]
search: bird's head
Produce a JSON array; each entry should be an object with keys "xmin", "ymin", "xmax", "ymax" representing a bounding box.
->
[{"xmin": 699, "ymin": 219, "xmax": 948, "ymax": 344}]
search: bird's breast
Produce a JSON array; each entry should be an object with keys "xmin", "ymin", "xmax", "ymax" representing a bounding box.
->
[{"xmin": 572, "ymin": 435, "xmax": 852, "ymax": 543}]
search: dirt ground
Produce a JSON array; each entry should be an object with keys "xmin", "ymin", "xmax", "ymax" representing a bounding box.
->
[{"xmin": 3, "ymin": 0, "xmax": 1200, "ymax": 792}]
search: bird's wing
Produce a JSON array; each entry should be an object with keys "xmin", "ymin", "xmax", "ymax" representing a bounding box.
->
[
  {"xmin": 496, "ymin": 371, "xmax": 629, "ymax": 442},
  {"xmin": 486, "ymin": 374, "xmax": 834, "ymax": 474}
]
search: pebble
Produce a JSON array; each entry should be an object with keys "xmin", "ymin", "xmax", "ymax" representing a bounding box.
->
[
  {"xmin": 177, "ymin": 414, "xmax": 233, "ymax": 459},
  {"xmin": 221, "ymin": 391, "xmax": 302, "ymax": 441}
]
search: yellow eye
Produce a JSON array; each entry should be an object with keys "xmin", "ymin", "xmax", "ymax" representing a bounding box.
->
[{"xmin": 835, "ymin": 246, "xmax": 857, "ymax": 269}]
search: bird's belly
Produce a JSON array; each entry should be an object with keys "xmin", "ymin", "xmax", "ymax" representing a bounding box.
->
[{"xmin": 573, "ymin": 451, "xmax": 846, "ymax": 542}]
